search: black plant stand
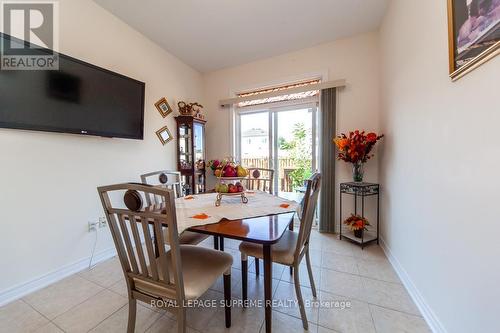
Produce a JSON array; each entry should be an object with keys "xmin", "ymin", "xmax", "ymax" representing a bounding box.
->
[{"xmin": 339, "ymin": 182, "xmax": 380, "ymax": 249}]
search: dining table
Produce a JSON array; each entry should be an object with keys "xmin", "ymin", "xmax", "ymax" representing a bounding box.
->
[{"xmin": 146, "ymin": 191, "xmax": 298, "ymax": 333}]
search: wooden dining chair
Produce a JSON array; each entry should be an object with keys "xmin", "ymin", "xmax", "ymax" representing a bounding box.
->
[
  {"xmin": 98, "ymin": 183, "xmax": 233, "ymax": 333},
  {"xmin": 245, "ymin": 167, "xmax": 275, "ymax": 274},
  {"xmin": 141, "ymin": 170, "xmax": 210, "ymax": 246},
  {"xmin": 239, "ymin": 173, "xmax": 321, "ymax": 330},
  {"xmin": 246, "ymin": 168, "xmax": 274, "ymax": 194}
]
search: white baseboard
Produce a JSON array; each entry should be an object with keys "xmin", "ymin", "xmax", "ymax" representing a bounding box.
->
[
  {"xmin": 0, "ymin": 247, "xmax": 117, "ymax": 307},
  {"xmin": 379, "ymin": 237, "xmax": 447, "ymax": 333}
]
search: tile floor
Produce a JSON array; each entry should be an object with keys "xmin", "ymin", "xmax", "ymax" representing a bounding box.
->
[{"xmin": 0, "ymin": 231, "xmax": 431, "ymax": 332}]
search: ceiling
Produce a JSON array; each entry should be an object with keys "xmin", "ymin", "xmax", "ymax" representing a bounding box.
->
[{"xmin": 94, "ymin": 0, "xmax": 388, "ymax": 73}]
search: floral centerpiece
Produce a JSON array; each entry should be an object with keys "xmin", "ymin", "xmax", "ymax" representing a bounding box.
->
[
  {"xmin": 333, "ymin": 130, "xmax": 383, "ymax": 182},
  {"xmin": 343, "ymin": 214, "xmax": 370, "ymax": 238}
]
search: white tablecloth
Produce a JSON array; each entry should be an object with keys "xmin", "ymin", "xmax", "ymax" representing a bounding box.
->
[{"xmin": 174, "ymin": 191, "xmax": 299, "ymax": 233}]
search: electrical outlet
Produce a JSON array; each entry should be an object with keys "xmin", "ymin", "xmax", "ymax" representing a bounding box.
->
[
  {"xmin": 99, "ymin": 216, "xmax": 107, "ymax": 228},
  {"xmin": 88, "ymin": 221, "xmax": 98, "ymax": 232}
]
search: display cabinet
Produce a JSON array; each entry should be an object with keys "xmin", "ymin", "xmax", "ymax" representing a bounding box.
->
[{"xmin": 175, "ymin": 116, "xmax": 206, "ymax": 194}]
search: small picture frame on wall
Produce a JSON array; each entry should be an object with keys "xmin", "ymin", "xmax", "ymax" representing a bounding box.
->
[
  {"xmin": 156, "ymin": 126, "xmax": 173, "ymax": 145},
  {"xmin": 447, "ymin": 0, "xmax": 500, "ymax": 80},
  {"xmin": 155, "ymin": 97, "xmax": 173, "ymax": 118}
]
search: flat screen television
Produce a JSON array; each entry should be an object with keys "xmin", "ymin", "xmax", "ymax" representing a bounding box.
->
[{"xmin": 0, "ymin": 33, "xmax": 145, "ymax": 139}]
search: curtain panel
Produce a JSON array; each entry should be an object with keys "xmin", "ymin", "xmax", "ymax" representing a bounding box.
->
[{"xmin": 319, "ymin": 88, "xmax": 336, "ymax": 233}]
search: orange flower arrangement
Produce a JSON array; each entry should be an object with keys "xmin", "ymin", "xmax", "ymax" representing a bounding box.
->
[
  {"xmin": 333, "ymin": 130, "xmax": 383, "ymax": 163},
  {"xmin": 343, "ymin": 214, "xmax": 370, "ymax": 231}
]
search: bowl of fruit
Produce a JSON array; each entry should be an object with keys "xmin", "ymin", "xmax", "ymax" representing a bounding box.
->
[{"xmin": 211, "ymin": 159, "xmax": 249, "ymax": 206}]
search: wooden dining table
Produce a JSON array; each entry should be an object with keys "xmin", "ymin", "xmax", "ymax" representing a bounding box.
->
[{"xmin": 146, "ymin": 198, "xmax": 295, "ymax": 333}]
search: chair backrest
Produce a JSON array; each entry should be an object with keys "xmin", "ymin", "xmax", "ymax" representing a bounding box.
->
[
  {"xmin": 98, "ymin": 183, "xmax": 185, "ymax": 302},
  {"xmin": 294, "ymin": 173, "xmax": 321, "ymax": 257},
  {"xmin": 141, "ymin": 170, "xmax": 184, "ymax": 205},
  {"xmin": 246, "ymin": 168, "xmax": 274, "ymax": 194}
]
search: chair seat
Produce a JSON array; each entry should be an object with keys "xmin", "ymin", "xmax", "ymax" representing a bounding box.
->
[
  {"xmin": 134, "ymin": 245, "xmax": 233, "ymax": 300},
  {"xmin": 163, "ymin": 230, "xmax": 209, "ymax": 245},
  {"xmin": 239, "ymin": 230, "xmax": 299, "ymax": 266}
]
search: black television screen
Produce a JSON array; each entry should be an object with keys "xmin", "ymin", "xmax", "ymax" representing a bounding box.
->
[{"xmin": 0, "ymin": 33, "xmax": 145, "ymax": 139}]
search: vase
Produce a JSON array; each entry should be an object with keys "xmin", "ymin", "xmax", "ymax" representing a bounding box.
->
[
  {"xmin": 354, "ymin": 229, "xmax": 363, "ymax": 238},
  {"xmin": 352, "ymin": 161, "xmax": 364, "ymax": 182}
]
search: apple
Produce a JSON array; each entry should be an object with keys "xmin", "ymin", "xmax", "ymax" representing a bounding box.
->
[
  {"xmin": 224, "ymin": 166, "xmax": 237, "ymax": 177},
  {"xmin": 228, "ymin": 184, "xmax": 238, "ymax": 193},
  {"xmin": 215, "ymin": 184, "xmax": 220, "ymax": 192},
  {"xmin": 236, "ymin": 185, "xmax": 244, "ymax": 192}
]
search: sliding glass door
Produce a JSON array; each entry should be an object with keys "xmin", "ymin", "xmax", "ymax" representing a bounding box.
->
[{"xmin": 236, "ymin": 103, "xmax": 317, "ymax": 196}]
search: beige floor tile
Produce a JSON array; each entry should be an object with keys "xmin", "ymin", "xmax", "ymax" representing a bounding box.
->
[
  {"xmin": 321, "ymin": 239, "xmax": 356, "ymax": 256},
  {"xmin": 23, "ymin": 275, "xmax": 103, "ymax": 319},
  {"xmin": 321, "ymin": 253, "xmax": 359, "ymax": 275},
  {"xmin": 145, "ymin": 314, "xmax": 200, "ymax": 332},
  {"xmin": 34, "ymin": 322, "xmax": 64, "ymax": 333},
  {"xmin": 273, "ymin": 280, "xmax": 319, "ymax": 324},
  {"xmin": 260, "ymin": 310, "xmax": 318, "ymax": 333},
  {"xmin": 53, "ymin": 289, "xmax": 127, "ymax": 333},
  {"xmin": 108, "ymin": 278, "xmax": 128, "ymax": 298},
  {"xmin": 204, "ymin": 305, "xmax": 264, "ymax": 333},
  {"xmin": 0, "ymin": 300, "xmax": 49, "ymax": 333},
  {"xmin": 231, "ymin": 275, "xmax": 280, "ymax": 301},
  {"xmin": 319, "ymin": 269, "xmax": 364, "ymax": 300},
  {"xmin": 249, "ymin": 260, "xmax": 286, "ymax": 279},
  {"xmin": 185, "ymin": 289, "xmax": 225, "ymax": 331},
  {"xmin": 369, "ymin": 305, "xmax": 431, "ymax": 333},
  {"xmin": 350, "ymin": 244, "xmax": 387, "ymax": 261},
  {"xmin": 317, "ymin": 326, "xmax": 339, "ymax": 333},
  {"xmin": 318, "ymin": 291, "xmax": 375, "ymax": 333},
  {"xmin": 90, "ymin": 303, "xmax": 163, "ymax": 333},
  {"xmin": 78, "ymin": 257, "xmax": 124, "ymax": 288},
  {"xmin": 357, "ymin": 258, "xmax": 400, "ymax": 283},
  {"xmin": 361, "ymin": 278, "xmax": 420, "ymax": 316},
  {"xmin": 280, "ymin": 263, "xmax": 320, "ymax": 289}
]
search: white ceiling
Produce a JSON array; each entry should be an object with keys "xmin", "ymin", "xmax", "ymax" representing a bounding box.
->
[{"xmin": 94, "ymin": 0, "xmax": 388, "ymax": 73}]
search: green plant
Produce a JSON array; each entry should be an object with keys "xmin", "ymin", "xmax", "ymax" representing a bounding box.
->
[{"xmin": 279, "ymin": 123, "xmax": 312, "ymax": 189}]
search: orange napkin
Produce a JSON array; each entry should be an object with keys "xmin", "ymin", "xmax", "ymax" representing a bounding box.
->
[
  {"xmin": 184, "ymin": 196, "xmax": 195, "ymax": 200},
  {"xmin": 279, "ymin": 203, "xmax": 290, "ymax": 208},
  {"xmin": 191, "ymin": 213, "xmax": 210, "ymax": 219}
]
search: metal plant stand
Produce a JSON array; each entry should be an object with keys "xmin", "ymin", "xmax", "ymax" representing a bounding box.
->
[{"xmin": 339, "ymin": 182, "xmax": 380, "ymax": 249}]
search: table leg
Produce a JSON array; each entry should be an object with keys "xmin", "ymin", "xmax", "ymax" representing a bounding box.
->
[{"xmin": 263, "ymin": 244, "xmax": 272, "ymax": 333}]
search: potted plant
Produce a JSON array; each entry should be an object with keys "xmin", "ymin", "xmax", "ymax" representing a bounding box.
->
[
  {"xmin": 343, "ymin": 214, "xmax": 370, "ymax": 238},
  {"xmin": 333, "ymin": 130, "xmax": 383, "ymax": 182}
]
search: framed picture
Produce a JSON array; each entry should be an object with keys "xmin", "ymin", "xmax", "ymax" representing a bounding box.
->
[
  {"xmin": 448, "ymin": 0, "xmax": 500, "ymax": 80},
  {"xmin": 155, "ymin": 97, "xmax": 173, "ymax": 118},
  {"xmin": 156, "ymin": 126, "xmax": 173, "ymax": 145}
]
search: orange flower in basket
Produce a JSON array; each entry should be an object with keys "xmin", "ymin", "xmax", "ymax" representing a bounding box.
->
[
  {"xmin": 191, "ymin": 213, "xmax": 210, "ymax": 219},
  {"xmin": 184, "ymin": 196, "xmax": 195, "ymax": 200},
  {"xmin": 280, "ymin": 203, "xmax": 290, "ymax": 208}
]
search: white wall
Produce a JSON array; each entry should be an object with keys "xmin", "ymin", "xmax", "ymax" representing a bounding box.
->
[
  {"xmin": 0, "ymin": 0, "xmax": 203, "ymax": 298},
  {"xmin": 379, "ymin": 1, "xmax": 500, "ymax": 332},
  {"xmin": 202, "ymin": 32, "xmax": 381, "ymax": 226}
]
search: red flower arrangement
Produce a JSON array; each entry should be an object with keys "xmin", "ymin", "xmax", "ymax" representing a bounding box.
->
[
  {"xmin": 343, "ymin": 214, "xmax": 370, "ymax": 231},
  {"xmin": 333, "ymin": 130, "xmax": 383, "ymax": 163}
]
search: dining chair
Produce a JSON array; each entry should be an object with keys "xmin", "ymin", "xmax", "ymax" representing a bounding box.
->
[
  {"xmin": 141, "ymin": 170, "xmax": 210, "ymax": 247},
  {"xmin": 239, "ymin": 173, "xmax": 321, "ymax": 330},
  {"xmin": 245, "ymin": 167, "xmax": 275, "ymax": 274},
  {"xmin": 98, "ymin": 183, "xmax": 233, "ymax": 333},
  {"xmin": 246, "ymin": 168, "xmax": 274, "ymax": 194}
]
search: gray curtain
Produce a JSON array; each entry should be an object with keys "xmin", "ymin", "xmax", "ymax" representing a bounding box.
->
[{"xmin": 319, "ymin": 88, "xmax": 336, "ymax": 233}]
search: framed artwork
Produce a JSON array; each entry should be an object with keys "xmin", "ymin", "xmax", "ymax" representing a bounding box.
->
[
  {"xmin": 156, "ymin": 126, "xmax": 173, "ymax": 145},
  {"xmin": 155, "ymin": 97, "xmax": 173, "ymax": 118},
  {"xmin": 447, "ymin": 0, "xmax": 500, "ymax": 80}
]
